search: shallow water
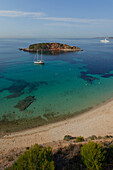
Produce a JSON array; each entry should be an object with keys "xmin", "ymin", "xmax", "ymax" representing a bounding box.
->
[{"xmin": 0, "ymin": 38, "xmax": 113, "ymax": 134}]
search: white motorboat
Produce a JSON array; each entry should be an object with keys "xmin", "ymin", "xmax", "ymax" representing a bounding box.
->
[{"xmin": 100, "ymin": 39, "xmax": 109, "ymax": 43}]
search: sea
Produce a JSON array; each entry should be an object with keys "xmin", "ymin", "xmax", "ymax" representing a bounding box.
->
[{"xmin": 0, "ymin": 38, "xmax": 113, "ymax": 135}]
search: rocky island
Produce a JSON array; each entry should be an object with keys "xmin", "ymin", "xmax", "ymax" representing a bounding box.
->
[{"xmin": 19, "ymin": 43, "xmax": 83, "ymax": 52}]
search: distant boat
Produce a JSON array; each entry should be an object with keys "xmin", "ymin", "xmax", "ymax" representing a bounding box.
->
[
  {"xmin": 34, "ymin": 50, "xmax": 44, "ymax": 64},
  {"xmin": 100, "ymin": 38, "xmax": 109, "ymax": 43}
]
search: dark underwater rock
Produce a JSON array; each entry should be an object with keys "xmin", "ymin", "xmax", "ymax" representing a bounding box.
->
[
  {"xmin": 14, "ymin": 96, "xmax": 35, "ymax": 111},
  {"xmin": 80, "ymin": 72, "xmax": 98, "ymax": 84},
  {"xmin": 0, "ymin": 79, "xmax": 28, "ymax": 98},
  {"xmin": 6, "ymin": 92, "xmax": 24, "ymax": 99},
  {"xmin": 8, "ymin": 82, "xmax": 28, "ymax": 94},
  {"xmin": 1, "ymin": 78, "xmax": 48, "ymax": 99},
  {"xmin": 101, "ymin": 73, "xmax": 113, "ymax": 78}
]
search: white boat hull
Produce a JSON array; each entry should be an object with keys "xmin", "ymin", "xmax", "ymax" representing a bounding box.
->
[
  {"xmin": 34, "ymin": 60, "xmax": 44, "ymax": 64},
  {"xmin": 100, "ymin": 39, "xmax": 109, "ymax": 43}
]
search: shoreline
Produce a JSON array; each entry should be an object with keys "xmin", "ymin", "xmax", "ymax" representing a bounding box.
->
[
  {"xmin": 0, "ymin": 98, "xmax": 113, "ymax": 154},
  {"xmin": 0, "ymin": 106, "xmax": 93, "ymax": 137},
  {"xmin": 21, "ymin": 48, "xmax": 83, "ymax": 52}
]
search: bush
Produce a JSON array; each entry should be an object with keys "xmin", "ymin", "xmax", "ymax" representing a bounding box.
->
[
  {"xmin": 87, "ymin": 135, "xmax": 97, "ymax": 141},
  {"xmin": 90, "ymin": 135, "xmax": 97, "ymax": 140},
  {"xmin": 104, "ymin": 135, "xmax": 113, "ymax": 139},
  {"xmin": 11, "ymin": 144, "xmax": 55, "ymax": 170},
  {"xmin": 75, "ymin": 136, "xmax": 84, "ymax": 142},
  {"xmin": 98, "ymin": 136, "xmax": 102, "ymax": 139},
  {"xmin": 64, "ymin": 135, "xmax": 72, "ymax": 141},
  {"xmin": 81, "ymin": 141, "xmax": 107, "ymax": 170}
]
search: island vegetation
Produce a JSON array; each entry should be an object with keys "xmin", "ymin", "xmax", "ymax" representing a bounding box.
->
[{"xmin": 19, "ymin": 42, "xmax": 83, "ymax": 52}]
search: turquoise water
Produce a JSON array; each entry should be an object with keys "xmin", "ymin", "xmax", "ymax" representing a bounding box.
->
[{"xmin": 0, "ymin": 38, "xmax": 113, "ymax": 133}]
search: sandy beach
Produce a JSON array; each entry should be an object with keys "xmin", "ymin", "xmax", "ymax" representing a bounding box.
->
[{"xmin": 0, "ymin": 99, "xmax": 113, "ymax": 155}]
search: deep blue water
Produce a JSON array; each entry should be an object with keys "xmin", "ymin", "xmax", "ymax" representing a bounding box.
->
[{"xmin": 0, "ymin": 38, "xmax": 113, "ymax": 128}]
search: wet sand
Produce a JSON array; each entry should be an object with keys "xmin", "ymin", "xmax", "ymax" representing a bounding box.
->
[{"xmin": 0, "ymin": 99, "xmax": 113, "ymax": 155}]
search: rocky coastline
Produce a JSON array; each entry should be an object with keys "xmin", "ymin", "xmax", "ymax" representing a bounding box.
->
[{"xmin": 19, "ymin": 43, "xmax": 83, "ymax": 52}]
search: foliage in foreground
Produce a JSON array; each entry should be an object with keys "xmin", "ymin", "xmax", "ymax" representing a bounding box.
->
[
  {"xmin": 5, "ymin": 138, "xmax": 113, "ymax": 170},
  {"xmin": 11, "ymin": 144, "xmax": 55, "ymax": 170},
  {"xmin": 81, "ymin": 141, "xmax": 107, "ymax": 170}
]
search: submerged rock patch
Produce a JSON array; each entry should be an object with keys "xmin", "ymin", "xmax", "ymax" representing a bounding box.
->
[
  {"xmin": 14, "ymin": 96, "xmax": 35, "ymax": 111},
  {"xmin": 0, "ymin": 78, "xmax": 28, "ymax": 99},
  {"xmin": 6, "ymin": 92, "xmax": 24, "ymax": 99},
  {"xmin": 101, "ymin": 73, "xmax": 113, "ymax": 78},
  {"xmin": 1, "ymin": 77, "xmax": 48, "ymax": 99},
  {"xmin": 28, "ymin": 81, "xmax": 48, "ymax": 93},
  {"xmin": 80, "ymin": 72, "xmax": 98, "ymax": 84}
]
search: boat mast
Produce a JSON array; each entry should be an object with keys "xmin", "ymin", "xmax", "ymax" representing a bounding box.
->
[
  {"xmin": 41, "ymin": 49, "xmax": 42, "ymax": 61},
  {"xmin": 37, "ymin": 49, "xmax": 38, "ymax": 61}
]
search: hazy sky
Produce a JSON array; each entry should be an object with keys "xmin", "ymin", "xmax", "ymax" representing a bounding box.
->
[{"xmin": 0, "ymin": 0, "xmax": 113, "ymax": 38}]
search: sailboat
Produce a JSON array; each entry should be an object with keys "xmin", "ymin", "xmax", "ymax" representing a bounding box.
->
[
  {"xmin": 100, "ymin": 38, "xmax": 109, "ymax": 43},
  {"xmin": 34, "ymin": 50, "xmax": 44, "ymax": 64}
]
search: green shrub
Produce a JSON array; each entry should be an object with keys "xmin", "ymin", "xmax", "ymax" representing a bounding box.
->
[
  {"xmin": 104, "ymin": 135, "xmax": 113, "ymax": 139},
  {"xmin": 90, "ymin": 135, "xmax": 97, "ymax": 140},
  {"xmin": 75, "ymin": 136, "xmax": 84, "ymax": 142},
  {"xmin": 64, "ymin": 135, "xmax": 72, "ymax": 141},
  {"xmin": 11, "ymin": 144, "xmax": 55, "ymax": 170},
  {"xmin": 98, "ymin": 136, "xmax": 102, "ymax": 139},
  {"xmin": 87, "ymin": 135, "xmax": 97, "ymax": 141},
  {"xmin": 81, "ymin": 141, "xmax": 107, "ymax": 170}
]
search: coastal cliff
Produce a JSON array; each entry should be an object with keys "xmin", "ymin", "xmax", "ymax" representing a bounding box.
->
[{"xmin": 19, "ymin": 43, "xmax": 83, "ymax": 52}]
